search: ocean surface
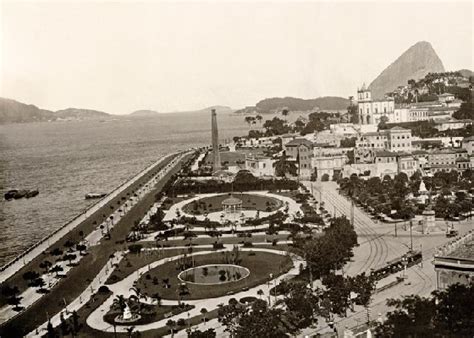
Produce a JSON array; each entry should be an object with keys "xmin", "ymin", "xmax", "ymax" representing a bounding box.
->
[{"xmin": 0, "ymin": 112, "xmax": 249, "ymax": 266}]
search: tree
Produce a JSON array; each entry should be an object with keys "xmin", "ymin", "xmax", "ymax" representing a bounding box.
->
[
  {"xmin": 166, "ymin": 319, "xmax": 176, "ymax": 338},
  {"xmin": 273, "ymin": 152, "xmax": 297, "ymax": 177},
  {"xmin": 234, "ymin": 299, "xmax": 294, "ymax": 338},
  {"xmin": 113, "ymin": 295, "xmax": 128, "ymax": 312},
  {"xmin": 201, "ymin": 307, "xmax": 208, "ymax": 322},
  {"xmin": 50, "ymin": 265, "xmax": 64, "ymax": 277},
  {"xmin": 40, "ymin": 260, "xmax": 52, "ymax": 273},
  {"xmin": 376, "ymin": 282, "xmax": 474, "ymax": 337},
  {"xmin": 76, "ymin": 244, "xmax": 87, "ymax": 255},
  {"xmin": 189, "ymin": 328, "xmax": 216, "ymax": 338},
  {"xmin": 283, "ymin": 282, "xmax": 320, "ymax": 329},
  {"xmin": 244, "ymin": 116, "xmax": 256, "ymax": 128},
  {"xmin": 63, "ymin": 253, "xmax": 77, "ymax": 265},
  {"xmin": 23, "ymin": 270, "xmax": 40, "ymax": 285}
]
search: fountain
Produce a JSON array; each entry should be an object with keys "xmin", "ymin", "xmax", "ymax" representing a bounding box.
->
[{"xmin": 114, "ymin": 303, "xmax": 141, "ymax": 324}]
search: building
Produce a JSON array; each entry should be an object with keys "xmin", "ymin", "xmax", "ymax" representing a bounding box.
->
[
  {"xmin": 462, "ymin": 136, "xmax": 474, "ymax": 155},
  {"xmin": 435, "ymin": 119, "xmax": 473, "ymax": 132},
  {"xmin": 427, "ymin": 148, "xmax": 468, "ymax": 173},
  {"xmin": 437, "ymin": 92, "xmax": 455, "ymax": 103},
  {"xmin": 245, "ymin": 155, "xmax": 275, "ymax": 177},
  {"xmin": 311, "ymin": 147, "xmax": 348, "ymax": 181},
  {"xmin": 240, "ymin": 136, "xmax": 275, "ymax": 148},
  {"xmin": 434, "ymin": 232, "xmax": 474, "ymax": 290},
  {"xmin": 329, "ymin": 123, "xmax": 360, "ymax": 137},
  {"xmin": 398, "ymin": 153, "xmax": 418, "ymax": 177},
  {"xmin": 374, "ymin": 150, "xmax": 398, "ymax": 164},
  {"xmin": 456, "ymin": 156, "xmax": 470, "ymax": 172},
  {"xmin": 356, "ymin": 126, "xmax": 412, "ymax": 154},
  {"xmin": 427, "ymin": 107, "xmax": 457, "ymax": 121},
  {"xmin": 284, "ymin": 138, "xmax": 313, "ymax": 178},
  {"xmin": 357, "ymin": 86, "xmax": 395, "ymax": 125}
]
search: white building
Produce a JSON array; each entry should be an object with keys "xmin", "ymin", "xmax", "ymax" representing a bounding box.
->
[
  {"xmin": 311, "ymin": 147, "xmax": 349, "ymax": 181},
  {"xmin": 245, "ymin": 155, "xmax": 276, "ymax": 177},
  {"xmin": 357, "ymin": 86, "xmax": 395, "ymax": 125}
]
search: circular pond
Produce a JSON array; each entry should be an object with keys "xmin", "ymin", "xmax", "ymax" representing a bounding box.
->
[{"xmin": 178, "ymin": 264, "xmax": 250, "ymax": 285}]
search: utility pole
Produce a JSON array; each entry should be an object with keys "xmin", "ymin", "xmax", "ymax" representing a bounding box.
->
[
  {"xmin": 409, "ymin": 220, "xmax": 413, "ymax": 251},
  {"xmin": 350, "ymin": 200, "xmax": 354, "ymax": 227},
  {"xmin": 394, "ymin": 222, "xmax": 397, "ymax": 237}
]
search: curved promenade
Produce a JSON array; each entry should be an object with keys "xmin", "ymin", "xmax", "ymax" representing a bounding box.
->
[{"xmin": 0, "ymin": 151, "xmax": 180, "ymax": 284}]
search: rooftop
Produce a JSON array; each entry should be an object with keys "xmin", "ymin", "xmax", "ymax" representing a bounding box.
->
[
  {"xmin": 285, "ymin": 138, "xmax": 314, "ymax": 148},
  {"xmin": 222, "ymin": 195, "xmax": 243, "ymax": 206},
  {"xmin": 375, "ymin": 150, "xmax": 398, "ymax": 157},
  {"xmin": 446, "ymin": 238, "xmax": 474, "ymax": 260}
]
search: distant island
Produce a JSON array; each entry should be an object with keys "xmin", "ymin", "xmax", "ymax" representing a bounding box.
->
[
  {"xmin": 0, "ymin": 98, "xmax": 111, "ymax": 124},
  {"xmin": 234, "ymin": 96, "xmax": 350, "ymax": 115}
]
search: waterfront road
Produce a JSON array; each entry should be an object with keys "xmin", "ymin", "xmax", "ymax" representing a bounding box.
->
[{"xmin": 0, "ymin": 150, "xmax": 194, "ymax": 335}]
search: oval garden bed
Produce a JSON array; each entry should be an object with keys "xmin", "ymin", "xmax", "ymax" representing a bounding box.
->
[
  {"xmin": 136, "ymin": 250, "xmax": 293, "ymax": 300},
  {"xmin": 178, "ymin": 264, "xmax": 250, "ymax": 285},
  {"xmin": 182, "ymin": 193, "xmax": 283, "ymax": 216}
]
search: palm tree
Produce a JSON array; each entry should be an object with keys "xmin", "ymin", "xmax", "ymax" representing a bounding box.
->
[
  {"xmin": 50, "ymin": 265, "xmax": 64, "ymax": 277},
  {"xmin": 126, "ymin": 326, "xmax": 135, "ymax": 338},
  {"xmin": 113, "ymin": 295, "xmax": 127, "ymax": 312},
  {"xmin": 129, "ymin": 286, "xmax": 146, "ymax": 301},
  {"xmin": 166, "ymin": 319, "xmax": 176, "ymax": 338},
  {"xmin": 39, "ymin": 260, "xmax": 52, "ymax": 273},
  {"xmin": 200, "ymin": 308, "xmax": 208, "ymax": 323},
  {"xmin": 273, "ymin": 152, "xmax": 297, "ymax": 177}
]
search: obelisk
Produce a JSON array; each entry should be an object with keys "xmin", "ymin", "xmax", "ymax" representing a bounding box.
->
[{"xmin": 211, "ymin": 109, "xmax": 221, "ymax": 172}]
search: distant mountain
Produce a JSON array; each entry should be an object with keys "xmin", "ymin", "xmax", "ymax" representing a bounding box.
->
[
  {"xmin": 129, "ymin": 109, "xmax": 160, "ymax": 117},
  {"xmin": 368, "ymin": 41, "xmax": 445, "ymax": 99},
  {"xmin": 55, "ymin": 108, "xmax": 110, "ymax": 119},
  {"xmin": 0, "ymin": 97, "xmax": 55, "ymax": 124},
  {"xmin": 129, "ymin": 106, "xmax": 234, "ymax": 117},
  {"xmin": 458, "ymin": 69, "xmax": 473, "ymax": 78},
  {"xmin": 176, "ymin": 105, "xmax": 234, "ymax": 115},
  {"xmin": 0, "ymin": 97, "xmax": 112, "ymax": 124},
  {"xmin": 234, "ymin": 96, "xmax": 349, "ymax": 114}
]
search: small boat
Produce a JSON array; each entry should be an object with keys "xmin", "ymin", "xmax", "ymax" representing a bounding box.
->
[
  {"xmin": 85, "ymin": 193, "xmax": 107, "ymax": 200},
  {"xmin": 4, "ymin": 189, "xmax": 40, "ymax": 201}
]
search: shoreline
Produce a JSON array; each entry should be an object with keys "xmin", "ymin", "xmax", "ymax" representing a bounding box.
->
[
  {"xmin": 0, "ymin": 148, "xmax": 197, "ymax": 334},
  {"xmin": 0, "ymin": 151, "xmax": 179, "ymax": 282}
]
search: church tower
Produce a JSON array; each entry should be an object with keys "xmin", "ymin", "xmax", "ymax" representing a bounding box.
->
[{"xmin": 357, "ymin": 84, "xmax": 372, "ymax": 125}]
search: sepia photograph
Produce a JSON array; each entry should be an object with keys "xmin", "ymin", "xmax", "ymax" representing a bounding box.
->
[{"xmin": 0, "ymin": 0, "xmax": 473, "ymax": 337}]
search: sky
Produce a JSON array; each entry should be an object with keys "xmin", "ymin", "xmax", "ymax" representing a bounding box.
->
[{"xmin": 0, "ymin": 1, "xmax": 472, "ymax": 114}]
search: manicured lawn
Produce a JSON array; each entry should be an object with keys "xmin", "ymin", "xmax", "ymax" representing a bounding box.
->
[
  {"xmin": 105, "ymin": 248, "xmax": 208, "ymax": 285},
  {"xmin": 182, "ymin": 193, "xmax": 283, "ymax": 215},
  {"xmin": 136, "ymin": 251, "xmax": 293, "ymax": 300}
]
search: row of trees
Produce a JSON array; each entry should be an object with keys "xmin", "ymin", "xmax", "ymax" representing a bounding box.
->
[
  {"xmin": 172, "ymin": 171, "xmax": 299, "ymax": 195},
  {"xmin": 339, "ymin": 171, "xmax": 473, "ymax": 220}
]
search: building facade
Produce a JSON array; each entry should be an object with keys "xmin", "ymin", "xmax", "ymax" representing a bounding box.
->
[
  {"xmin": 284, "ymin": 138, "xmax": 313, "ymax": 178},
  {"xmin": 357, "ymin": 86, "xmax": 395, "ymax": 125}
]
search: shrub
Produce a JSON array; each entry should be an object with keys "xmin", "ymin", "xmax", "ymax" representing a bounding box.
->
[
  {"xmin": 98, "ymin": 285, "xmax": 110, "ymax": 294},
  {"xmin": 128, "ymin": 244, "xmax": 143, "ymax": 254},
  {"xmin": 213, "ymin": 242, "xmax": 224, "ymax": 250}
]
